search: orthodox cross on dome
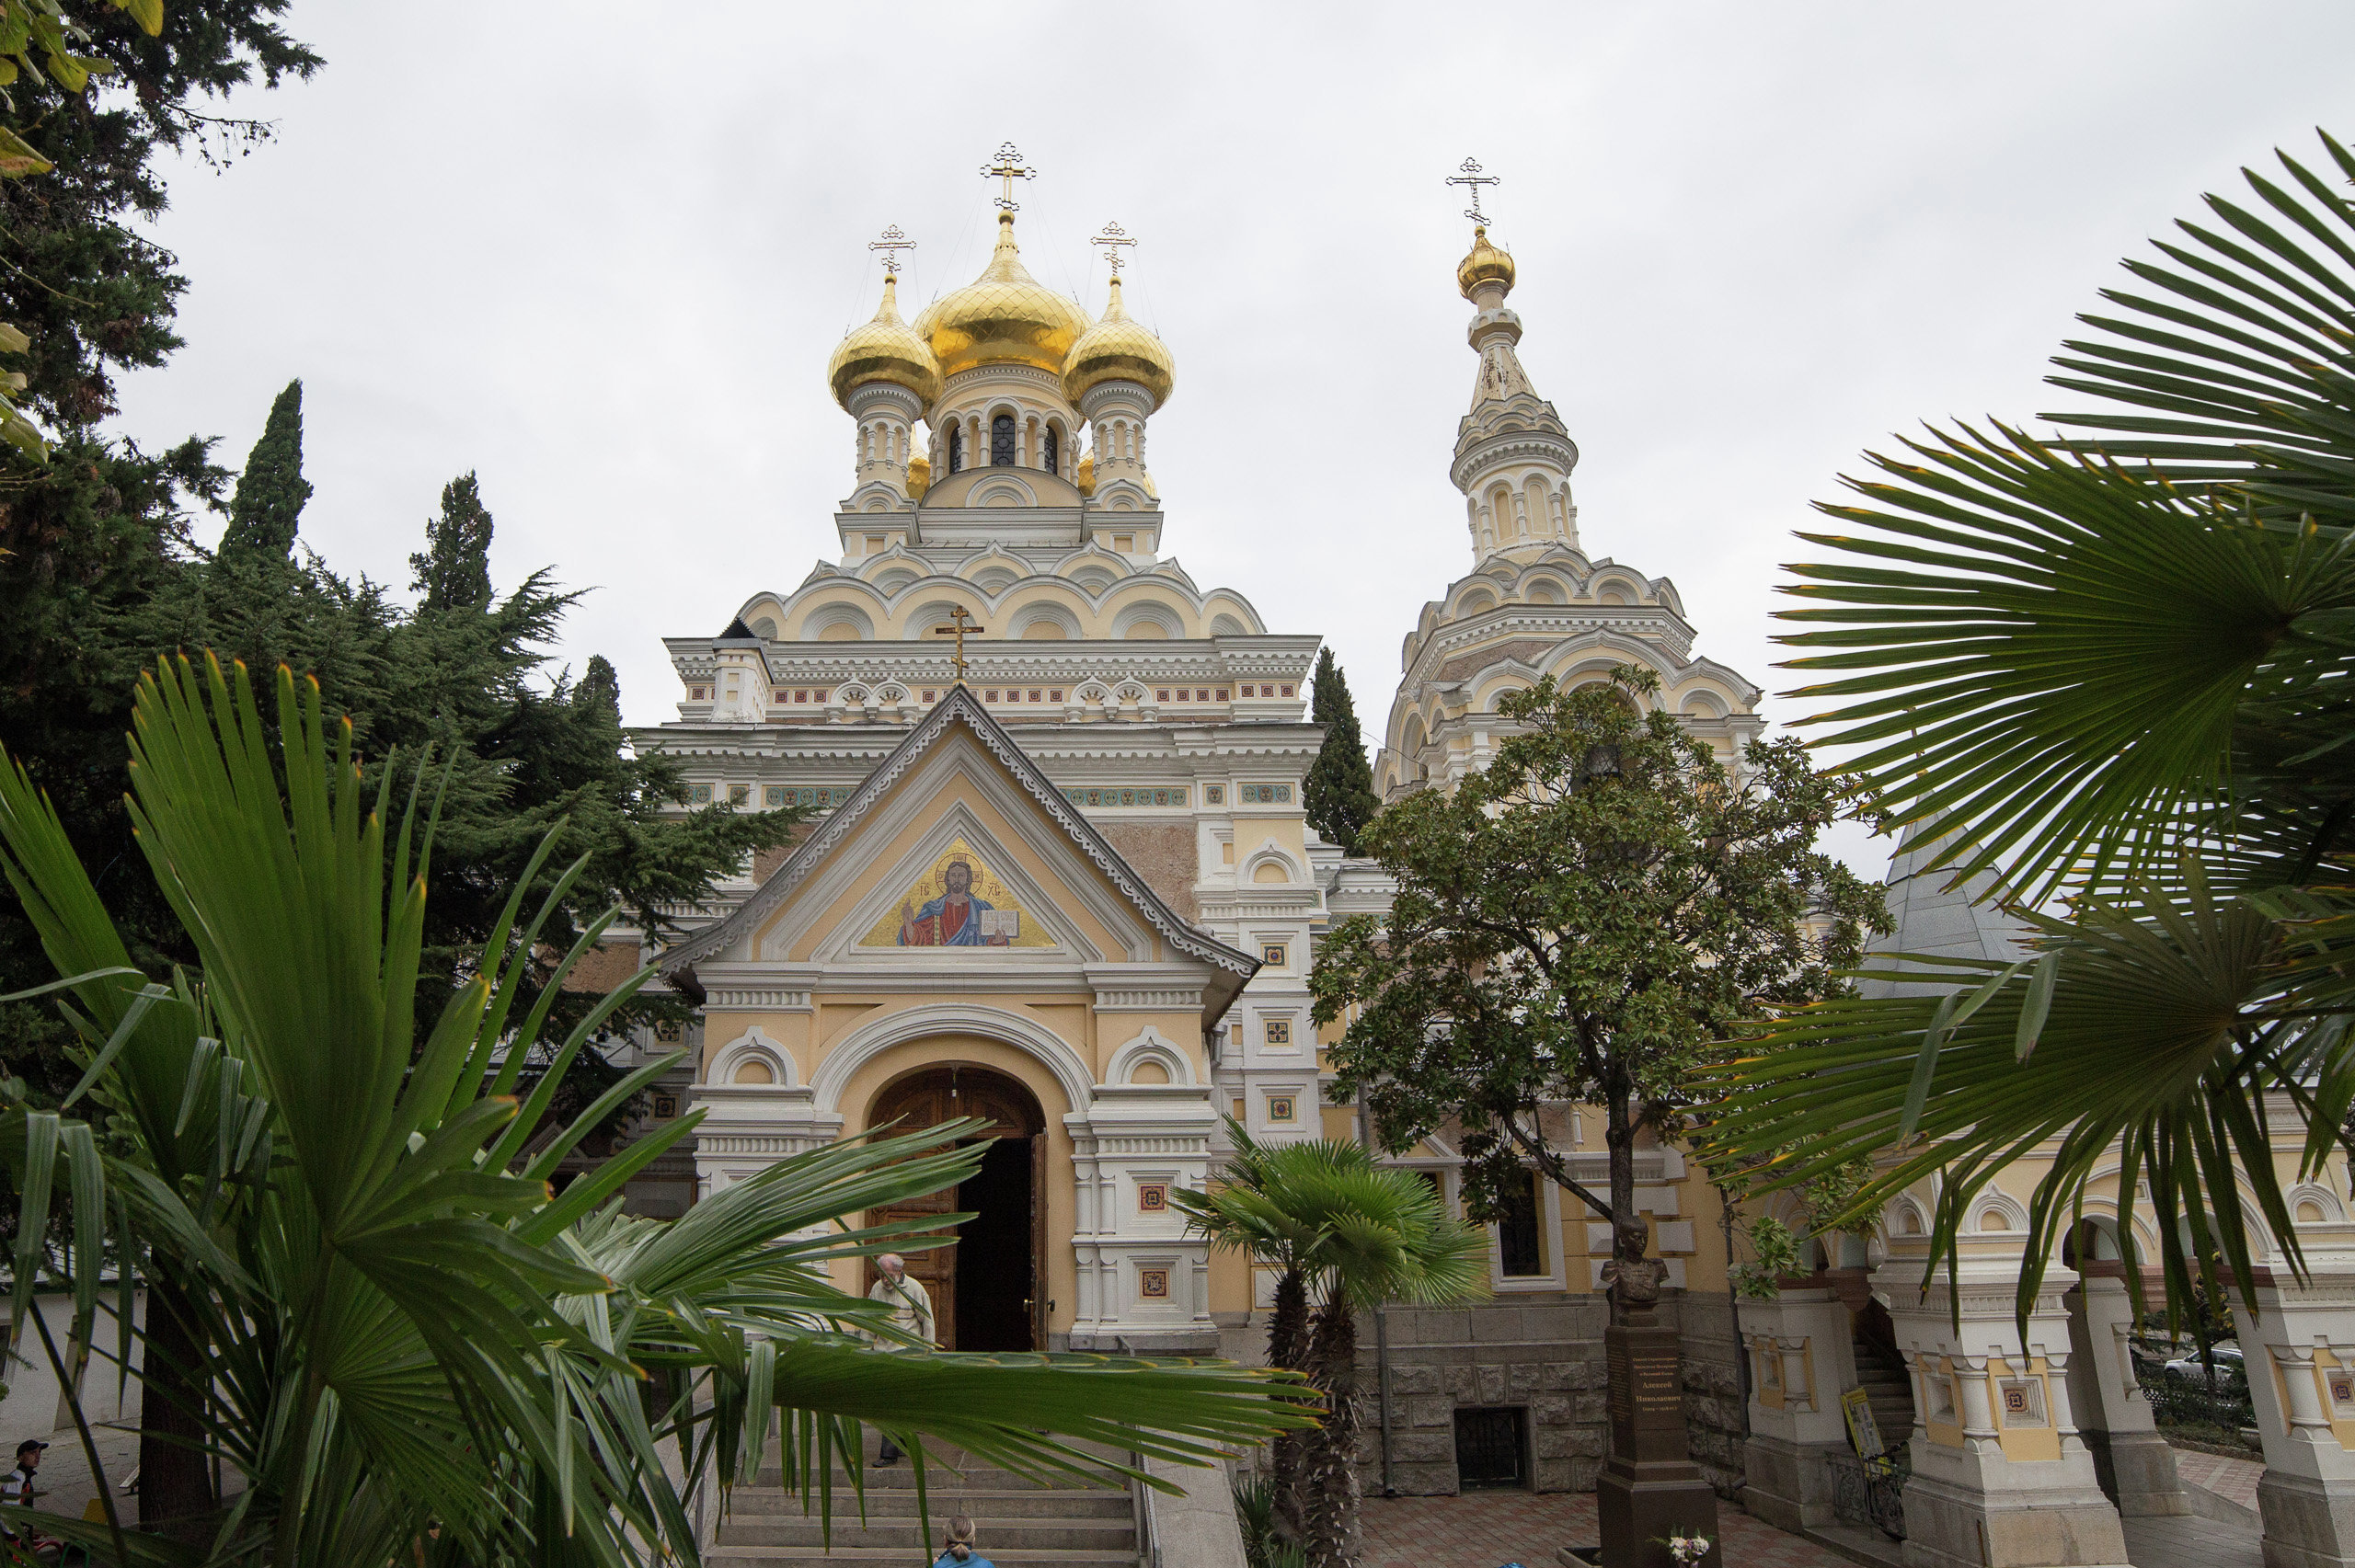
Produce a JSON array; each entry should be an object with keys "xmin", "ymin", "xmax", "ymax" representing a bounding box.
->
[
  {"xmin": 981, "ymin": 142, "xmax": 1036, "ymax": 212},
  {"xmin": 1092, "ymin": 221, "xmax": 1137, "ymax": 275},
  {"xmin": 1448, "ymin": 156, "xmax": 1499, "ymax": 224},
  {"xmin": 934, "ymin": 604, "xmax": 986, "ymax": 684},
  {"xmin": 868, "ymin": 223, "xmax": 915, "ymax": 275}
]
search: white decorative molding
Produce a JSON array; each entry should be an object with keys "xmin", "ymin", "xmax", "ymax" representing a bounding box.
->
[
  {"xmin": 1094, "ymin": 989, "xmax": 1204, "ymax": 1012},
  {"xmin": 810, "ymin": 1001, "xmax": 1097, "ymax": 1116},
  {"xmin": 705, "ymin": 988, "xmax": 812, "ymax": 1012},
  {"xmin": 1107, "ymin": 1026, "xmax": 1198, "ymax": 1087},
  {"xmin": 708, "ymin": 1026, "xmax": 796, "ymax": 1088}
]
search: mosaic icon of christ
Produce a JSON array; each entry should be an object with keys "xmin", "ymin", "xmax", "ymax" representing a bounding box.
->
[{"xmin": 896, "ymin": 857, "xmax": 1012, "ymax": 946}]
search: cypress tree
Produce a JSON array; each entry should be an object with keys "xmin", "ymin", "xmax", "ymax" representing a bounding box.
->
[
  {"xmin": 411, "ymin": 470, "xmax": 496, "ymax": 610},
  {"xmin": 217, "ymin": 377, "xmax": 311, "ymax": 564},
  {"xmin": 1304, "ymin": 647, "xmax": 1381, "ymax": 856}
]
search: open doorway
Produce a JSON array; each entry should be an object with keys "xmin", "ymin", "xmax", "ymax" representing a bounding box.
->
[{"xmin": 867, "ymin": 1062, "xmax": 1045, "ymax": 1351}]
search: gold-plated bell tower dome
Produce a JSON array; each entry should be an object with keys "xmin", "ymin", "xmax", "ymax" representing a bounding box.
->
[
  {"xmin": 1456, "ymin": 224, "xmax": 1517, "ymax": 300},
  {"xmin": 1063, "ymin": 273, "xmax": 1175, "ymax": 410},
  {"xmin": 914, "ymin": 212, "xmax": 1091, "ymax": 379}
]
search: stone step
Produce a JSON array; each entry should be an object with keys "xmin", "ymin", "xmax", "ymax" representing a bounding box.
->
[
  {"xmin": 719, "ymin": 1515, "xmax": 1135, "ymax": 1550},
  {"xmin": 731, "ymin": 1488, "xmax": 1132, "ymax": 1519},
  {"xmin": 706, "ymin": 1549, "xmax": 1137, "ymax": 1568}
]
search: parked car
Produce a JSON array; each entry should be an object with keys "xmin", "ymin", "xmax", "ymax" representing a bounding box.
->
[{"xmin": 2162, "ymin": 1345, "xmax": 2246, "ymax": 1383}]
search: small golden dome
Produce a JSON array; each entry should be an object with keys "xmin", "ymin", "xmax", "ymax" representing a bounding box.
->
[
  {"xmin": 1062, "ymin": 275, "xmax": 1175, "ymax": 410},
  {"xmin": 1074, "ymin": 452, "xmax": 1096, "ymax": 496},
  {"xmin": 907, "ymin": 452, "xmax": 931, "ymax": 498},
  {"xmin": 1456, "ymin": 224, "xmax": 1516, "ymax": 300},
  {"xmin": 914, "ymin": 212, "xmax": 1091, "ymax": 379},
  {"xmin": 827, "ymin": 275, "xmax": 943, "ymax": 407}
]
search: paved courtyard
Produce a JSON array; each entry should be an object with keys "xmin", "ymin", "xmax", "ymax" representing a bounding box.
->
[{"xmin": 1360, "ymin": 1491, "xmax": 1848, "ymax": 1568}]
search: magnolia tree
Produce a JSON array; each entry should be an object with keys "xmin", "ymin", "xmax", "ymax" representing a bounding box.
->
[{"xmin": 1312, "ymin": 669, "xmax": 1885, "ymax": 1320}]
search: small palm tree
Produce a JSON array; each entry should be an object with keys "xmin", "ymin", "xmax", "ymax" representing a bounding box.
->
[{"xmin": 1177, "ymin": 1123, "xmax": 1488, "ymax": 1568}]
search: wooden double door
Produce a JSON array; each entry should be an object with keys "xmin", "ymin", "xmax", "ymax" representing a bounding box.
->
[{"xmin": 866, "ymin": 1064, "xmax": 1047, "ymax": 1352}]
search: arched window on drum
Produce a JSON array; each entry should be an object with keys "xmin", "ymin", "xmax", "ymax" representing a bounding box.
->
[
  {"xmin": 991, "ymin": 413, "xmax": 1017, "ymax": 467},
  {"xmin": 1042, "ymin": 426, "xmax": 1059, "ymax": 475},
  {"xmin": 947, "ymin": 424, "xmax": 964, "ymax": 474}
]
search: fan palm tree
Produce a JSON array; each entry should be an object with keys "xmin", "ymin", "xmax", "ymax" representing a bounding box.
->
[
  {"xmin": 1176, "ymin": 1124, "xmax": 1488, "ymax": 1568},
  {"xmin": 0, "ymin": 653, "xmax": 1315, "ymax": 1567},
  {"xmin": 1700, "ymin": 130, "xmax": 2355, "ymax": 1331}
]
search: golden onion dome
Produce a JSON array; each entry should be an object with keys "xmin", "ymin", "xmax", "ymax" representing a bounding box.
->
[
  {"xmin": 913, "ymin": 212, "xmax": 1091, "ymax": 379},
  {"xmin": 1074, "ymin": 452, "xmax": 1096, "ymax": 496},
  {"xmin": 906, "ymin": 452, "xmax": 931, "ymax": 498},
  {"xmin": 827, "ymin": 275, "xmax": 943, "ymax": 408},
  {"xmin": 1061, "ymin": 275, "xmax": 1176, "ymax": 410},
  {"xmin": 1456, "ymin": 224, "xmax": 1517, "ymax": 300}
]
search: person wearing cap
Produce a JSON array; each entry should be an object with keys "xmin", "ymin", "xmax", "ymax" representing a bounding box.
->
[
  {"xmin": 932, "ymin": 1513, "xmax": 994, "ymax": 1568},
  {"xmin": 2, "ymin": 1438, "xmax": 63, "ymax": 1563}
]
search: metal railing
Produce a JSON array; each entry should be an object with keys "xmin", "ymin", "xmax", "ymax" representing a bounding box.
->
[
  {"xmin": 1825, "ymin": 1449, "xmax": 1907, "ymax": 1541},
  {"xmin": 2136, "ymin": 1360, "xmax": 2256, "ymax": 1436}
]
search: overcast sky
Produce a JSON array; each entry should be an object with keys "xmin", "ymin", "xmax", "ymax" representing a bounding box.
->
[{"xmin": 108, "ymin": 1, "xmax": 2355, "ymax": 876}]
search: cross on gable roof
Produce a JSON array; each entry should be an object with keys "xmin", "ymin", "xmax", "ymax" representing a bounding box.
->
[{"xmin": 658, "ymin": 685, "xmax": 1259, "ymax": 1014}]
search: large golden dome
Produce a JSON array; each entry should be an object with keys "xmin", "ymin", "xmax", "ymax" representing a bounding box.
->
[
  {"xmin": 914, "ymin": 212, "xmax": 1090, "ymax": 379},
  {"xmin": 827, "ymin": 275, "xmax": 943, "ymax": 407},
  {"xmin": 1061, "ymin": 275, "xmax": 1175, "ymax": 410},
  {"xmin": 1456, "ymin": 224, "xmax": 1517, "ymax": 299}
]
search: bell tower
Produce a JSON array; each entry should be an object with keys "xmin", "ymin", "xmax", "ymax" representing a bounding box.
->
[{"xmin": 1446, "ymin": 173, "xmax": 1579, "ymax": 563}]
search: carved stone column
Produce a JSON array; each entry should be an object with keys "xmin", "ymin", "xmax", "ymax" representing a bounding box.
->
[
  {"xmin": 1738, "ymin": 1286, "xmax": 1857, "ymax": 1533},
  {"xmin": 2062, "ymin": 1269, "xmax": 2188, "ymax": 1516},
  {"xmin": 1874, "ymin": 1247, "xmax": 2128, "ymax": 1568}
]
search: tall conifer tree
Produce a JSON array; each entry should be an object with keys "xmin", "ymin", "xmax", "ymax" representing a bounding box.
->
[
  {"xmin": 1304, "ymin": 647, "xmax": 1380, "ymax": 855},
  {"xmin": 411, "ymin": 470, "xmax": 495, "ymax": 610},
  {"xmin": 216, "ymin": 376, "xmax": 310, "ymax": 563}
]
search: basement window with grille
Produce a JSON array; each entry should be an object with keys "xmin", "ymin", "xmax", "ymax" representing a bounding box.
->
[{"xmin": 1453, "ymin": 1407, "xmax": 1527, "ymax": 1490}]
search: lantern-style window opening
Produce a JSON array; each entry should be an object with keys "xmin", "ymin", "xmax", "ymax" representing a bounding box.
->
[
  {"xmin": 991, "ymin": 414, "xmax": 1017, "ymax": 467},
  {"xmin": 947, "ymin": 425, "xmax": 964, "ymax": 474},
  {"xmin": 1042, "ymin": 428, "xmax": 1059, "ymax": 475}
]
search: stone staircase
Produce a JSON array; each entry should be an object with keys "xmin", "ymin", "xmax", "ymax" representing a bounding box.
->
[
  {"xmin": 709, "ymin": 1438, "xmax": 1141, "ymax": 1568},
  {"xmin": 1851, "ymin": 1331, "xmax": 1917, "ymax": 1451}
]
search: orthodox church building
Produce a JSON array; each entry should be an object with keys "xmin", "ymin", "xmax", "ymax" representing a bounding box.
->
[{"xmin": 618, "ymin": 155, "xmax": 1756, "ymax": 1491}]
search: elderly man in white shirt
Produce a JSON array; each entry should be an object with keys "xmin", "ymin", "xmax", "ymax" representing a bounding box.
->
[{"xmin": 865, "ymin": 1253, "xmax": 935, "ymax": 1467}]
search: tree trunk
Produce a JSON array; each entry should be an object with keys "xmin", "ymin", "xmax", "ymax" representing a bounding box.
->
[
  {"xmin": 1266, "ymin": 1266, "xmax": 1311, "ymax": 1535},
  {"xmin": 1300, "ymin": 1299, "xmax": 1363, "ymax": 1568},
  {"xmin": 137, "ymin": 1276, "xmax": 214, "ymax": 1543},
  {"xmin": 1603, "ymin": 1081, "xmax": 1651, "ymax": 1324}
]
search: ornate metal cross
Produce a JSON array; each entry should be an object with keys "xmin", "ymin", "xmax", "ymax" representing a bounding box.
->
[
  {"xmin": 981, "ymin": 142, "xmax": 1036, "ymax": 212},
  {"xmin": 1093, "ymin": 221, "xmax": 1137, "ymax": 275},
  {"xmin": 934, "ymin": 605, "xmax": 986, "ymax": 684},
  {"xmin": 868, "ymin": 223, "xmax": 915, "ymax": 275},
  {"xmin": 1448, "ymin": 156, "xmax": 1499, "ymax": 224}
]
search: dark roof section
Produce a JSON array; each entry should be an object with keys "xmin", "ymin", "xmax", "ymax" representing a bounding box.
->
[
  {"xmin": 714, "ymin": 616, "xmax": 763, "ymax": 644},
  {"xmin": 658, "ymin": 685, "xmax": 1259, "ymax": 1019}
]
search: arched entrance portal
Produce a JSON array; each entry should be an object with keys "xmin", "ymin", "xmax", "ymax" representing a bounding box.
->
[{"xmin": 867, "ymin": 1063, "xmax": 1046, "ymax": 1351}]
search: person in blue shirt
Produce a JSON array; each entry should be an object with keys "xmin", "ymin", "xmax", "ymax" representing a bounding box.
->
[{"xmin": 933, "ymin": 1513, "xmax": 994, "ymax": 1568}]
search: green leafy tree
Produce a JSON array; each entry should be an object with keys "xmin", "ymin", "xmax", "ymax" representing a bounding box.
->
[
  {"xmin": 0, "ymin": 0, "xmax": 317, "ymax": 1119},
  {"xmin": 1703, "ymin": 130, "xmax": 2355, "ymax": 1333},
  {"xmin": 1175, "ymin": 1125, "xmax": 1487, "ymax": 1568},
  {"xmin": 1304, "ymin": 648, "xmax": 1379, "ymax": 855},
  {"xmin": 214, "ymin": 376, "xmax": 308, "ymax": 564},
  {"xmin": 0, "ymin": 656, "xmax": 1316, "ymax": 1567},
  {"xmin": 412, "ymin": 469, "xmax": 494, "ymax": 611},
  {"xmin": 1314, "ymin": 670, "xmax": 1883, "ymax": 1314}
]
